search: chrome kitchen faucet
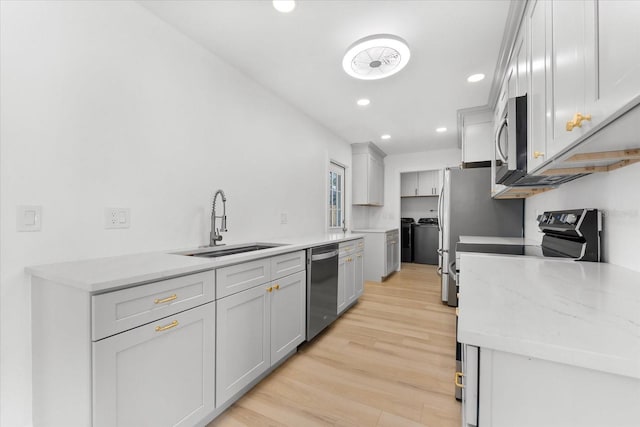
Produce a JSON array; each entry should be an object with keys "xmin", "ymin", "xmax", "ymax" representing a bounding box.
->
[{"xmin": 210, "ymin": 189, "xmax": 227, "ymax": 246}]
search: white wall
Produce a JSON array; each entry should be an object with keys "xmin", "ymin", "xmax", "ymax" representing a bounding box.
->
[
  {"xmin": 0, "ymin": 2, "xmax": 351, "ymax": 425},
  {"xmin": 525, "ymin": 164, "xmax": 640, "ymax": 272},
  {"xmin": 401, "ymin": 197, "xmax": 439, "ymax": 221},
  {"xmin": 365, "ymin": 148, "xmax": 461, "ymax": 229}
]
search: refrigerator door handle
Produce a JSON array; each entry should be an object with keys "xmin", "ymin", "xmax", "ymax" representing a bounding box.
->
[{"xmin": 437, "ymin": 183, "xmax": 444, "ymax": 231}]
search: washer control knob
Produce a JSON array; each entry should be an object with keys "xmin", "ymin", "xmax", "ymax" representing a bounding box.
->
[{"xmin": 565, "ymin": 213, "xmax": 578, "ymax": 224}]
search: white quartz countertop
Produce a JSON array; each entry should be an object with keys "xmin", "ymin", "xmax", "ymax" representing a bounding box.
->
[
  {"xmin": 459, "ymin": 235, "xmax": 539, "ymax": 245},
  {"xmin": 351, "ymin": 228, "xmax": 398, "ymax": 233},
  {"xmin": 27, "ymin": 232, "xmax": 364, "ymax": 293},
  {"xmin": 457, "ymin": 253, "xmax": 640, "ymax": 379}
]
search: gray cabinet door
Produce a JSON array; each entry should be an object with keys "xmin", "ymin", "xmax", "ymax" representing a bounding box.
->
[
  {"xmin": 355, "ymin": 251, "xmax": 364, "ymax": 298},
  {"xmin": 93, "ymin": 303, "xmax": 215, "ymax": 427},
  {"xmin": 216, "ymin": 285, "xmax": 270, "ymax": 406},
  {"xmin": 270, "ymin": 271, "xmax": 306, "ymax": 365}
]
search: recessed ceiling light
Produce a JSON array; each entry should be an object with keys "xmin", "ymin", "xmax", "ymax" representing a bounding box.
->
[
  {"xmin": 357, "ymin": 98, "xmax": 371, "ymax": 106},
  {"xmin": 342, "ymin": 34, "xmax": 411, "ymax": 80},
  {"xmin": 467, "ymin": 73, "xmax": 485, "ymax": 83},
  {"xmin": 436, "ymin": 127, "xmax": 447, "ymax": 133},
  {"xmin": 381, "ymin": 134, "xmax": 391, "ymax": 140},
  {"xmin": 272, "ymin": 0, "xmax": 295, "ymax": 13}
]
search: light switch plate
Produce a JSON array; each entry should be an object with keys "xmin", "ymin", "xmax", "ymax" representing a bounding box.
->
[
  {"xmin": 17, "ymin": 205, "xmax": 42, "ymax": 231},
  {"xmin": 105, "ymin": 208, "xmax": 130, "ymax": 229}
]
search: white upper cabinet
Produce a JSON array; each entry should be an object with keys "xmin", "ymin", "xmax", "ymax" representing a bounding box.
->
[
  {"xmin": 585, "ymin": 0, "xmax": 640, "ymax": 121},
  {"xmin": 401, "ymin": 172, "xmax": 418, "ymax": 197},
  {"xmin": 547, "ymin": 0, "xmax": 591, "ymax": 159},
  {"xmin": 401, "ymin": 170, "xmax": 440, "ymax": 197},
  {"xmin": 527, "ymin": 0, "xmax": 549, "ymax": 171},
  {"xmin": 352, "ymin": 142, "xmax": 386, "ymax": 206}
]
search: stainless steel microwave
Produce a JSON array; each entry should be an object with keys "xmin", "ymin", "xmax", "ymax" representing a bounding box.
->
[{"xmin": 495, "ymin": 95, "xmax": 528, "ymax": 185}]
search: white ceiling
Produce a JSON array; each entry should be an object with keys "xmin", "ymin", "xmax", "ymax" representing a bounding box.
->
[{"xmin": 139, "ymin": 0, "xmax": 510, "ymax": 155}]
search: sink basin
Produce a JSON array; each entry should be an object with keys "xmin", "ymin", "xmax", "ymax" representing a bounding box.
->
[{"xmin": 181, "ymin": 243, "xmax": 284, "ymax": 259}]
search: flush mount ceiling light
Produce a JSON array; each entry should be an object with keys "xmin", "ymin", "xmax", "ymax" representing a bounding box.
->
[
  {"xmin": 467, "ymin": 73, "xmax": 485, "ymax": 83},
  {"xmin": 436, "ymin": 127, "xmax": 447, "ymax": 133},
  {"xmin": 272, "ymin": 0, "xmax": 295, "ymax": 13},
  {"xmin": 380, "ymin": 134, "xmax": 391, "ymax": 140},
  {"xmin": 342, "ymin": 34, "xmax": 411, "ymax": 80},
  {"xmin": 357, "ymin": 98, "xmax": 371, "ymax": 106}
]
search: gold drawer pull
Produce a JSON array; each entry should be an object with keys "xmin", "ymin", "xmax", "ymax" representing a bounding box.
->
[
  {"xmin": 274, "ymin": 284, "xmax": 280, "ymax": 290},
  {"xmin": 533, "ymin": 151, "xmax": 545, "ymax": 159},
  {"xmin": 566, "ymin": 112, "xmax": 592, "ymax": 131},
  {"xmin": 154, "ymin": 294, "xmax": 177, "ymax": 304},
  {"xmin": 267, "ymin": 287, "xmax": 273, "ymax": 292},
  {"xmin": 455, "ymin": 372, "xmax": 464, "ymax": 388},
  {"xmin": 155, "ymin": 320, "xmax": 178, "ymax": 332}
]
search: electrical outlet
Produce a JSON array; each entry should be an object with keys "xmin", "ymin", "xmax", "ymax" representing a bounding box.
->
[
  {"xmin": 105, "ymin": 208, "xmax": 130, "ymax": 229},
  {"xmin": 280, "ymin": 212, "xmax": 288, "ymax": 224}
]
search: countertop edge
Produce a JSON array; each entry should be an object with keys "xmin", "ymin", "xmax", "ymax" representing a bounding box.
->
[{"xmin": 27, "ymin": 233, "xmax": 365, "ymax": 293}]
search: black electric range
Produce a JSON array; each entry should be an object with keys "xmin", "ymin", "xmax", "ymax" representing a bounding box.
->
[{"xmin": 452, "ymin": 208, "xmax": 602, "ymax": 401}]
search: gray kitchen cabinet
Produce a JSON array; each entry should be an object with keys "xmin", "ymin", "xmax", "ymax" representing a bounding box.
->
[
  {"xmin": 401, "ymin": 172, "xmax": 418, "ymax": 197},
  {"xmin": 401, "ymin": 170, "xmax": 440, "ymax": 196},
  {"xmin": 352, "ymin": 230, "xmax": 398, "ymax": 282},
  {"xmin": 354, "ymin": 248, "xmax": 364, "ymax": 298},
  {"xmin": 270, "ymin": 271, "xmax": 306, "ymax": 365},
  {"xmin": 547, "ymin": 0, "xmax": 591, "ymax": 159},
  {"xmin": 527, "ymin": 0, "xmax": 548, "ymax": 172},
  {"xmin": 385, "ymin": 231, "xmax": 399, "ymax": 277},
  {"xmin": 459, "ymin": 344, "xmax": 640, "ymax": 427},
  {"xmin": 352, "ymin": 142, "xmax": 386, "ymax": 206},
  {"xmin": 216, "ymin": 262, "xmax": 306, "ymax": 407},
  {"xmin": 337, "ymin": 240, "xmax": 357, "ymax": 314},
  {"xmin": 584, "ymin": 0, "xmax": 640, "ymax": 124},
  {"xmin": 216, "ymin": 284, "xmax": 270, "ymax": 406},
  {"xmin": 93, "ymin": 303, "xmax": 215, "ymax": 427},
  {"xmin": 31, "ymin": 269, "xmax": 216, "ymax": 427},
  {"xmin": 417, "ymin": 170, "xmax": 439, "ymax": 196}
]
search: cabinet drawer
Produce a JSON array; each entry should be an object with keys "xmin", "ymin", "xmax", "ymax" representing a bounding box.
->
[
  {"xmin": 216, "ymin": 258, "xmax": 271, "ymax": 298},
  {"xmin": 92, "ymin": 270, "xmax": 215, "ymax": 341},
  {"xmin": 271, "ymin": 250, "xmax": 305, "ymax": 280},
  {"xmin": 355, "ymin": 239, "xmax": 365, "ymax": 252},
  {"xmin": 339, "ymin": 241, "xmax": 356, "ymax": 257}
]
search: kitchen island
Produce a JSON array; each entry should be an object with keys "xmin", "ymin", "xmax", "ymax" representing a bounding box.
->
[
  {"xmin": 457, "ymin": 253, "xmax": 640, "ymax": 427},
  {"xmin": 27, "ymin": 232, "xmax": 364, "ymax": 427}
]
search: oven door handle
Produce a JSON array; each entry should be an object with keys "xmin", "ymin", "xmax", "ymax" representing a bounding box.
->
[{"xmin": 495, "ymin": 117, "xmax": 508, "ymax": 164}]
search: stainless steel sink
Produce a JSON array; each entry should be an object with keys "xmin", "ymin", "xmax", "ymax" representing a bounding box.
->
[{"xmin": 179, "ymin": 243, "xmax": 284, "ymax": 259}]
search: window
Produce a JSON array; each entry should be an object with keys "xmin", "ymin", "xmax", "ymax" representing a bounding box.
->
[{"xmin": 328, "ymin": 162, "xmax": 345, "ymax": 229}]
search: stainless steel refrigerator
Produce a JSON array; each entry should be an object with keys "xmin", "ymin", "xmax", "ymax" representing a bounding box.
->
[{"xmin": 437, "ymin": 167, "xmax": 523, "ymax": 303}]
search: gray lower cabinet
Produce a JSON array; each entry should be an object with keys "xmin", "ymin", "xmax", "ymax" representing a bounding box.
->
[
  {"xmin": 354, "ymin": 250, "xmax": 364, "ymax": 298},
  {"xmin": 216, "ymin": 270, "xmax": 306, "ymax": 407},
  {"xmin": 93, "ymin": 302, "xmax": 216, "ymax": 427},
  {"xmin": 270, "ymin": 270, "xmax": 306, "ymax": 364}
]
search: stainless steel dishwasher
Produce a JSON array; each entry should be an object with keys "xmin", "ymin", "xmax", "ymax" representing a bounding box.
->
[{"xmin": 306, "ymin": 244, "xmax": 339, "ymax": 341}]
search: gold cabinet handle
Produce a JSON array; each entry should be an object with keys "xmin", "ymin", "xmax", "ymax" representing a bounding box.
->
[
  {"xmin": 274, "ymin": 284, "xmax": 280, "ymax": 290},
  {"xmin": 267, "ymin": 287, "xmax": 273, "ymax": 292},
  {"xmin": 357, "ymin": 254, "xmax": 362, "ymax": 258},
  {"xmin": 155, "ymin": 320, "xmax": 178, "ymax": 332},
  {"xmin": 455, "ymin": 372, "xmax": 464, "ymax": 388},
  {"xmin": 154, "ymin": 294, "xmax": 177, "ymax": 304},
  {"xmin": 566, "ymin": 113, "xmax": 592, "ymax": 131},
  {"xmin": 533, "ymin": 151, "xmax": 545, "ymax": 159}
]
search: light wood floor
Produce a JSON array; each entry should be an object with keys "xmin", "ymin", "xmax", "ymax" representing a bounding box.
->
[{"xmin": 209, "ymin": 263, "xmax": 461, "ymax": 427}]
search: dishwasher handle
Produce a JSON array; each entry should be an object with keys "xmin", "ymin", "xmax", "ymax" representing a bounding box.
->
[{"xmin": 311, "ymin": 250, "xmax": 339, "ymax": 261}]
